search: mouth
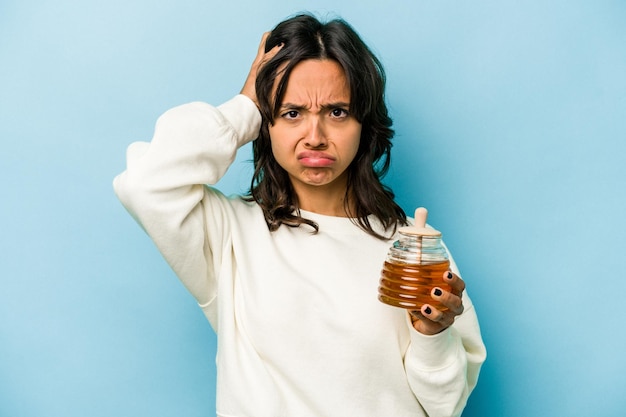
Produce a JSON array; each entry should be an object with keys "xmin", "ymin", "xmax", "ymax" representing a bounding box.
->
[{"xmin": 297, "ymin": 151, "xmax": 336, "ymax": 167}]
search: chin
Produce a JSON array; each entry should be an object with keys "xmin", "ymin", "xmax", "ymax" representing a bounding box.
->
[{"xmin": 304, "ymin": 173, "xmax": 335, "ymax": 185}]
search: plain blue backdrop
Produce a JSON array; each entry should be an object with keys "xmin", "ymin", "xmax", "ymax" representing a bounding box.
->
[{"xmin": 1, "ymin": 1, "xmax": 625, "ymax": 416}]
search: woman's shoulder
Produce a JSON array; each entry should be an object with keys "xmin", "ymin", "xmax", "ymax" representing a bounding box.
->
[{"xmin": 203, "ymin": 187, "xmax": 266, "ymax": 224}]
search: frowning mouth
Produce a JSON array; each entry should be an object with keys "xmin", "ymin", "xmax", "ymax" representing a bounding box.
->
[{"xmin": 297, "ymin": 151, "xmax": 336, "ymax": 167}]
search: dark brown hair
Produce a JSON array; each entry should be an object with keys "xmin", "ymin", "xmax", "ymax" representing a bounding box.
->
[{"xmin": 247, "ymin": 13, "xmax": 407, "ymax": 239}]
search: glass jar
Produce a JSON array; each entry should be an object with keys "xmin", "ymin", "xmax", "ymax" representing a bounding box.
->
[{"xmin": 378, "ymin": 208, "xmax": 451, "ymax": 311}]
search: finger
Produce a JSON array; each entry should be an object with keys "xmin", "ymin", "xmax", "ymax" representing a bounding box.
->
[
  {"xmin": 423, "ymin": 304, "xmax": 457, "ymax": 329},
  {"xmin": 410, "ymin": 304, "xmax": 445, "ymax": 324},
  {"xmin": 421, "ymin": 304, "xmax": 444, "ymax": 322},
  {"xmin": 409, "ymin": 309, "xmax": 423, "ymax": 322},
  {"xmin": 410, "ymin": 306, "xmax": 449, "ymax": 335},
  {"xmin": 255, "ymin": 32, "xmax": 271, "ymax": 59},
  {"xmin": 241, "ymin": 32, "xmax": 282, "ymax": 104},
  {"xmin": 254, "ymin": 32, "xmax": 283, "ymax": 64},
  {"xmin": 250, "ymin": 32, "xmax": 271, "ymax": 68},
  {"xmin": 443, "ymin": 270, "xmax": 465, "ymax": 297},
  {"xmin": 251, "ymin": 36, "xmax": 283, "ymax": 75},
  {"xmin": 431, "ymin": 287, "xmax": 464, "ymax": 315},
  {"xmin": 263, "ymin": 41, "xmax": 283, "ymax": 63}
]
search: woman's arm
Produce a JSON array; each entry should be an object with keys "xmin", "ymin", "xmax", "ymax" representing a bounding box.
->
[
  {"xmin": 113, "ymin": 33, "xmax": 282, "ymax": 308},
  {"xmin": 405, "ymin": 291, "xmax": 486, "ymax": 417},
  {"xmin": 404, "ymin": 254, "xmax": 487, "ymax": 416},
  {"xmin": 113, "ymin": 96, "xmax": 261, "ymax": 305}
]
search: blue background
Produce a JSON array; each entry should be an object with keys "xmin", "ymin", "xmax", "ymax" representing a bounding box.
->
[{"xmin": 1, "ymin": 1, "xmax": 625, "ymax": 416}]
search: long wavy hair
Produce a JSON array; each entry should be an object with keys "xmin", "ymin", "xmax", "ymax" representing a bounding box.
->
[{"xmin": 247, "ymin": 14, "xmax": 407, "ymax": 239}]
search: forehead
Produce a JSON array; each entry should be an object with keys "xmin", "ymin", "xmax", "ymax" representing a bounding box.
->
[{"xmin": 281, "ymin": 59, "xmax": 350, "ymax": 103}]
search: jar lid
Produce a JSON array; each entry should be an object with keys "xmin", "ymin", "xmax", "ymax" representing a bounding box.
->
[{"xmin": 399, "ymin": 207, "xmax": 442, "ymax": 236}]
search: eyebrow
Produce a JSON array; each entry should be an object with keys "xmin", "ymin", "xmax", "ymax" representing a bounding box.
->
[{"xmin": 279, "ymin": 101, "xmax": 351, "ymax": 111}]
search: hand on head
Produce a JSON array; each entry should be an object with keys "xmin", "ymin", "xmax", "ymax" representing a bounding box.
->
[{"xmin": 241, "ymin": 32, "xmax": 283, "ymax": 108}]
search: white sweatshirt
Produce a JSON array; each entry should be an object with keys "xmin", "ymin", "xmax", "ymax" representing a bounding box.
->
[{"xmin": 113, "ymin": 95, "xmax": 486, "ymax": 417}]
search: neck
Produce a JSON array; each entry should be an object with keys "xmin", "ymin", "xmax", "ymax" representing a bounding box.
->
[{"xmin": 292, "ymin": 181, "xmax": 354, "ymax": 217}]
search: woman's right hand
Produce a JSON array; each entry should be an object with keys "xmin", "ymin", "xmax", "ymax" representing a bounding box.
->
[{"xmin": 240, "ymin": 32, "xmax": 283, "ymax": 108}]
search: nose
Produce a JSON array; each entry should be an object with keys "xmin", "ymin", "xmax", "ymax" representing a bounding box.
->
[{"xmin": 304, "ymin": 117, "xmax": 327, "ymax": 148}]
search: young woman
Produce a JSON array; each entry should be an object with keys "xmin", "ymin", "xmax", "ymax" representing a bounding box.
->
[{"xmin": 114, "ymin": 14, "xmax": 486, "ymax": 417}]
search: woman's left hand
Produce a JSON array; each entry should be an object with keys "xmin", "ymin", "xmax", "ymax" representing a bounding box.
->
[{"xmin": 410, "ymin": 271, "xmax": 466, "ymax": 335}]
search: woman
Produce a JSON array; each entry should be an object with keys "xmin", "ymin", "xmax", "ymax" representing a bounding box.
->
[{"xmin": 114, "ymin": 14, "xmax": 486, "ymax": 417}]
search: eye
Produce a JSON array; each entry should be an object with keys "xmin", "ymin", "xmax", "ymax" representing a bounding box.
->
[
  {"xmin": 330, "ymin": 108, "xmax": 349, "ymax": 118},
  {"xmin": 281, "ymin": 110, "xmax": 300, "ymax": 119}
]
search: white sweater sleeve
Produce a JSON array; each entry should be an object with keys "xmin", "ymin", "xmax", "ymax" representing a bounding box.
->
[
  {"xmin": 113, "ymin": 95, "xmax": 262, "ymax": 306},
  {"xmin": 403, "ymin": 255, "xmax": 487, "ymax": 417}
]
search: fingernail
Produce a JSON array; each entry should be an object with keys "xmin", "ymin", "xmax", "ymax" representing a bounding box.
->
[
  {"xmin": 424, "ymin": 306, "xmax": 432, "ymax": 315},
  {"xmin": 434, "ymin": 288, "xmax": 442, "ymax": 297},
  {"xmin": 446, "ymin": 271, "xmax": 453, "ymax": 280}
]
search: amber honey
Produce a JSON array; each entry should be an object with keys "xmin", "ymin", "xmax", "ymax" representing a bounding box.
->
[{"xmin": 378, "ymin": 260, "xmax": 451, "ymax": 311}]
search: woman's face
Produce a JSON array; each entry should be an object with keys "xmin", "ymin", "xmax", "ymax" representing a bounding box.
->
[{"xmin": 269, "ymin": 59, "xmax": 362, "ymax": 196}]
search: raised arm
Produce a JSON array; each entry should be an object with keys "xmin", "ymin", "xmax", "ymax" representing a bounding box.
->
[
  {"xmin": 113, "ymin": 96, "xmax": 261, "ymax": 305},
  {"xmin": 113, "ymin": 34, "xmax": 282, "ymax": 307}
]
